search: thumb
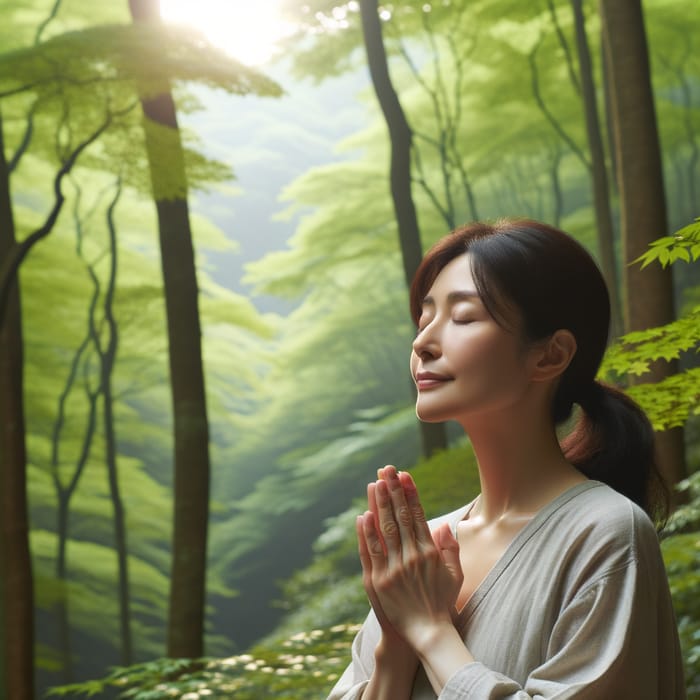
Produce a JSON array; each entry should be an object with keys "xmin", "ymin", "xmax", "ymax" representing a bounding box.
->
[{"xmin": 434, "ymin": 523, "xmax": 462, "ymax": 582}]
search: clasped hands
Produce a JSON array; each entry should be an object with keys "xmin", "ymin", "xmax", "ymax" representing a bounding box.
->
[{"xmin": 356, "ymin": 465, "xmax": 463, "ymax": 654}]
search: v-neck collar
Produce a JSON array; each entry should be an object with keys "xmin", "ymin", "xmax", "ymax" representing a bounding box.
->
[{"xmin": 453, "ymin": 480, "xmax": 604, "ymax": 628}]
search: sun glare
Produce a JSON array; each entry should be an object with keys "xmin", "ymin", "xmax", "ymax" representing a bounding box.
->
[{"xmin": 160, "ymin": 0, "xmax": 295, "ymax": 66}]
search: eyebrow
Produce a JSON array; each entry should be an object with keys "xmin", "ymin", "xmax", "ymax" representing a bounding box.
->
[{"xmin": 421, "ymin": 290, "xmax": 480, "ymax": 307}]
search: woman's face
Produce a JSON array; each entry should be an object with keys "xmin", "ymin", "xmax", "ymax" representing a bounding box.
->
[{"xmin": 409, "ymin": 254, "xmax": 539, "ymax": 425}]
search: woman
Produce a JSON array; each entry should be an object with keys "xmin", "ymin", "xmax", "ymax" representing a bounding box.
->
[{"xmin": 328, "ymin": 219, "xmax": 685, "ymax": 699}]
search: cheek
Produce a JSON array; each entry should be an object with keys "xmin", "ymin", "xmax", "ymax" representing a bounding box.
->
[
  {"xmin": 485, "ymin": 347, "xmax": 532, "ymax": 391},
  {"xmin": 454, "ymin": 334, "xmax": 523, "ymax": 380}
]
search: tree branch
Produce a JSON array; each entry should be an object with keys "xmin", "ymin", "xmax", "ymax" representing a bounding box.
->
[
  {"xmin": 547, "ymin": 0, "xmax": 581, "ymax": 94},
  {"xmin": 529, "ymin": 37, "xmax": 590, "ymax": 169},
  {"xmin": 0, "ymin": 100, "xmax": 137, "ymax": 327}
]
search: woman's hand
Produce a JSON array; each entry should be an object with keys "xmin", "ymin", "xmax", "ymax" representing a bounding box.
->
[
  {"xmin": 356, "ymin": 466, "xmax": 463, "ymax": 652},
  {"xmin": 356, "ymin": 475, "xmax": 409, "ymax": 651}
]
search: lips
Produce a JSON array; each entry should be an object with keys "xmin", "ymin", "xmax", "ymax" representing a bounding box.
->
[{"xmin": 415, "ymin": 371, "xmax": 451, "ymax": 390}]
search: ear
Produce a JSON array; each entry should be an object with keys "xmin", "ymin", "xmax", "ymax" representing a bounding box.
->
[{"xmin": 531, "ymin": 329, "xmax": 577, "ymax": 382}]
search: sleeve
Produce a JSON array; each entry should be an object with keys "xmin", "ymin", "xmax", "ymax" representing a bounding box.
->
[
  {"xmin": 326, "ymin": 610, "xmax": 380, "ymax": 700},
  {"xmin": 440, "ymin": 550, "xmax": 684, "ymax": 700}
]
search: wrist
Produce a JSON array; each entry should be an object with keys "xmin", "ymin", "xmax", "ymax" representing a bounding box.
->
[
  {"xmin": 410, "ymin": 620, "xmax": 457, "ymax": 659},
  {"xmin": 366, "ymin": 633, "xmax": 419, "ymax": 700},
  {"xmin": 413, "ymin": 622, "xmax": 474, "ymax": 694},
  {"xmin": 375, "ymin": 632, "xmax": 418, "ymax": 667}
]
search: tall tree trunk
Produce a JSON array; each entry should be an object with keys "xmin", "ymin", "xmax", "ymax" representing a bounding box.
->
[
  {"xmin": 599, "ymin": 0, "xmax": 686, "ymax": 489},
  {"xmin": 50, "ymin": 185, "xmax": 101, "ymax": 682},
  {"xmin": 600, "ymin": 38, "xmax": 618, "ymax": 197},
  {"xmin": 548, "ymin": 144, "xmax": 564, "ymax": 227},
  {"xmin": 359, "ymin": 0, "xmax": 447, "ymax": 457},
  {"xmin": 0, "ymin": 112, "xmax": 34, "ymax": 700},
  {"xmin": 571, "ymin": 0, "xmax": 622, "ymax": 338},
  {"xmin": 100, "ymin": 181, "xmax": 132, "ymax": 665},
  {"xmin": 55, "ymin": 492, "xmax": 72, "ymax": 681},
  {"xmin": 128, "ymin": 0, "xmax": 211, "ymax": 658}
]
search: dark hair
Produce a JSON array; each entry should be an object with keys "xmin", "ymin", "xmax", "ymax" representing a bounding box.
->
[{"xmin": 410, "ymin": 218, "xmax": 668, "ymax": 524}]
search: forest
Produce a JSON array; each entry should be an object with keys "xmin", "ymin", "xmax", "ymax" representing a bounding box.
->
[{"xmin": 0, "ymin": 0, "xmax": 698, "ymax": 698}]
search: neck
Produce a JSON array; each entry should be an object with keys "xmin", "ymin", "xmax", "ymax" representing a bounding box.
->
[{"xmin": 459, "ymin": 404, "xmax": 585, "ymax": 523}]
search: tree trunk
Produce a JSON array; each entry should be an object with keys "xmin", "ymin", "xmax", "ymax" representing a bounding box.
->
[
  {"xmin": 599, "ymin": 0, "xmax": 686, "ymax": 489},
  {"xmin": 101, "ymin": 181, "xmax": 132, "ymax": 665},
  {"xmin": 128, "ymin": 0, "xmax": 211, "ymax": 659},
  {"xmin": 359, "ymin": 0, "xmax": 447, "ymax": 457},
  {"xmin": 600, "ymin": 37, "xmax": 618, "ymax": 194},
  {"xmin": 0, "ymin": 112, "xmax": 34, "ymax": 700},
  {"xmin": 55, "ymin": 492, "xmax": 73, "ymax": 682},
  {"xmin": 571, "ymin": 0, "xmax": 622, "ymax": 338},
  {"xmin": 50, "ymin": 267, "xmax": 101, "ymax": 681}
]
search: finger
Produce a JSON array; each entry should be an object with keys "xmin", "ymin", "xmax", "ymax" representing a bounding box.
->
[
  {"xmin": 367, "ymin": 483, "xmax": 386, "ymax": 554},
  {"xmin": 434, "ymin": 523, "xmax": 463, "ymax": 621},
  {"xmin": 434, "ymin": 523, "xmax": 462, "ymax": 579},
  {"xmin": 398, "ymin": 471, "xmax": 433, "ymax": 547},
  {"xmin": 356, "ymin": 514, "xmax": 373, "ymax": 577},
  {"xmin": 374, "ymin": 479, "xmax": 401, "ymax": 566},
  {"xmin": 382, "ymin": 467, "xmax": 417, "ymax": 557},
  {"xmin": 361, "ymin": 510, "xmax": 388, "ymax": 573},
  {"xmin": 357, "ymin": 515, "xmax": 385, "ymax": 617},
  {"xmin": 357, "ymin": 515, "xmax": 395, "ymax": 631}
]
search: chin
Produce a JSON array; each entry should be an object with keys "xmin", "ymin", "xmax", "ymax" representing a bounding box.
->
[{"xmin": 415, "ymin": 406, "xmax": 452, "ymax": 423}]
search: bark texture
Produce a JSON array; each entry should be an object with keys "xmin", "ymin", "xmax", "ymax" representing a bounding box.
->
[
  {"xmin": 0, "ymin": 112, "xmax": 34, "ymax": 700},
  {"xmin": 600, "ymin": 0, "xmax": 686, "ymax": 488},
  {"xmin": 129, "ymin": 0, "xmax": 211, "ymax": 658}
]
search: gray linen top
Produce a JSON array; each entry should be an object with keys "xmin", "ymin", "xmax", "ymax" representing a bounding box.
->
[{"xmin": 327, "ymin": 480, "xmax": 686, "ymax": 699}]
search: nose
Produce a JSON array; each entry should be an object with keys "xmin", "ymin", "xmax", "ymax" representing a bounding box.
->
[{"xmin": 412, "ymin": 320, "xmax": 441, "ymax": 360}]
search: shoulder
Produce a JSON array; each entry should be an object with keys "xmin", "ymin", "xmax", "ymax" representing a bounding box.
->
[
  {"xmin": 541, "ymin": 481, "xmax": 664, "ymax": 592},
  {"xmin": 555, "ymin": 481, "xmax": 658, "ymax": 550}
]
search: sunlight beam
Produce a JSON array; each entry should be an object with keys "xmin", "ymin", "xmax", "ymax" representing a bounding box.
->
[{"xmin": 160, "ymin": 0, "xmax": 295, "ymax": 66}]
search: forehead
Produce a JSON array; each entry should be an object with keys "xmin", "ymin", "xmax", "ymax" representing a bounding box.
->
[{"xmin": 423, "ymin": 254, "xmax": 476, "ymax": 300}]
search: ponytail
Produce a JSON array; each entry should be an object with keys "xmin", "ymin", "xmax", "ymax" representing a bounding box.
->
[{"xmin": 560, "ymin": 380, "xmax": 669, "ymax": 527}]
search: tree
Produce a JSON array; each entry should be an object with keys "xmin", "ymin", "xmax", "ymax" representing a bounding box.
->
[
  {"xmin": 0, "ymin": 13, "xmax": 123, "ymax": 694},
  {"xmin": 0, "ymin": 110, "xmax": 34, "ymax": 700},
  {"xmin": 127, "ymin": 0, "xmax": 211, "ymax": 659},
  {"xmin": 523, "ymin": 1, "xmax": 622, "ymax": 335},
  {"xmin": 569, "ymin": 0, "xmax": 621, "ymax": 337},
  {"xmin": 387, "ymin": 3, "xmax": 480, "ymax": 227},
  {"xmin": 601, "ymin": 219, "xmax": 700, "ymax": 689},
  {"xmin": 359, "ymin": 0, "xmax": 447, "ymax": 457},
  {"xmin": 0, "ymin": 96, "xmax": 135, "ymax": 697},
  {"xmin": 48, "ymin": 176, "xmax": 132, "ymax": 676},
  {"xmin": 600, "ymin": 0, "xmax": 686, "ymax": 489},
  {"xmin": 0, "ymin": 6, "xmax": 131, "ymax": 694}
]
